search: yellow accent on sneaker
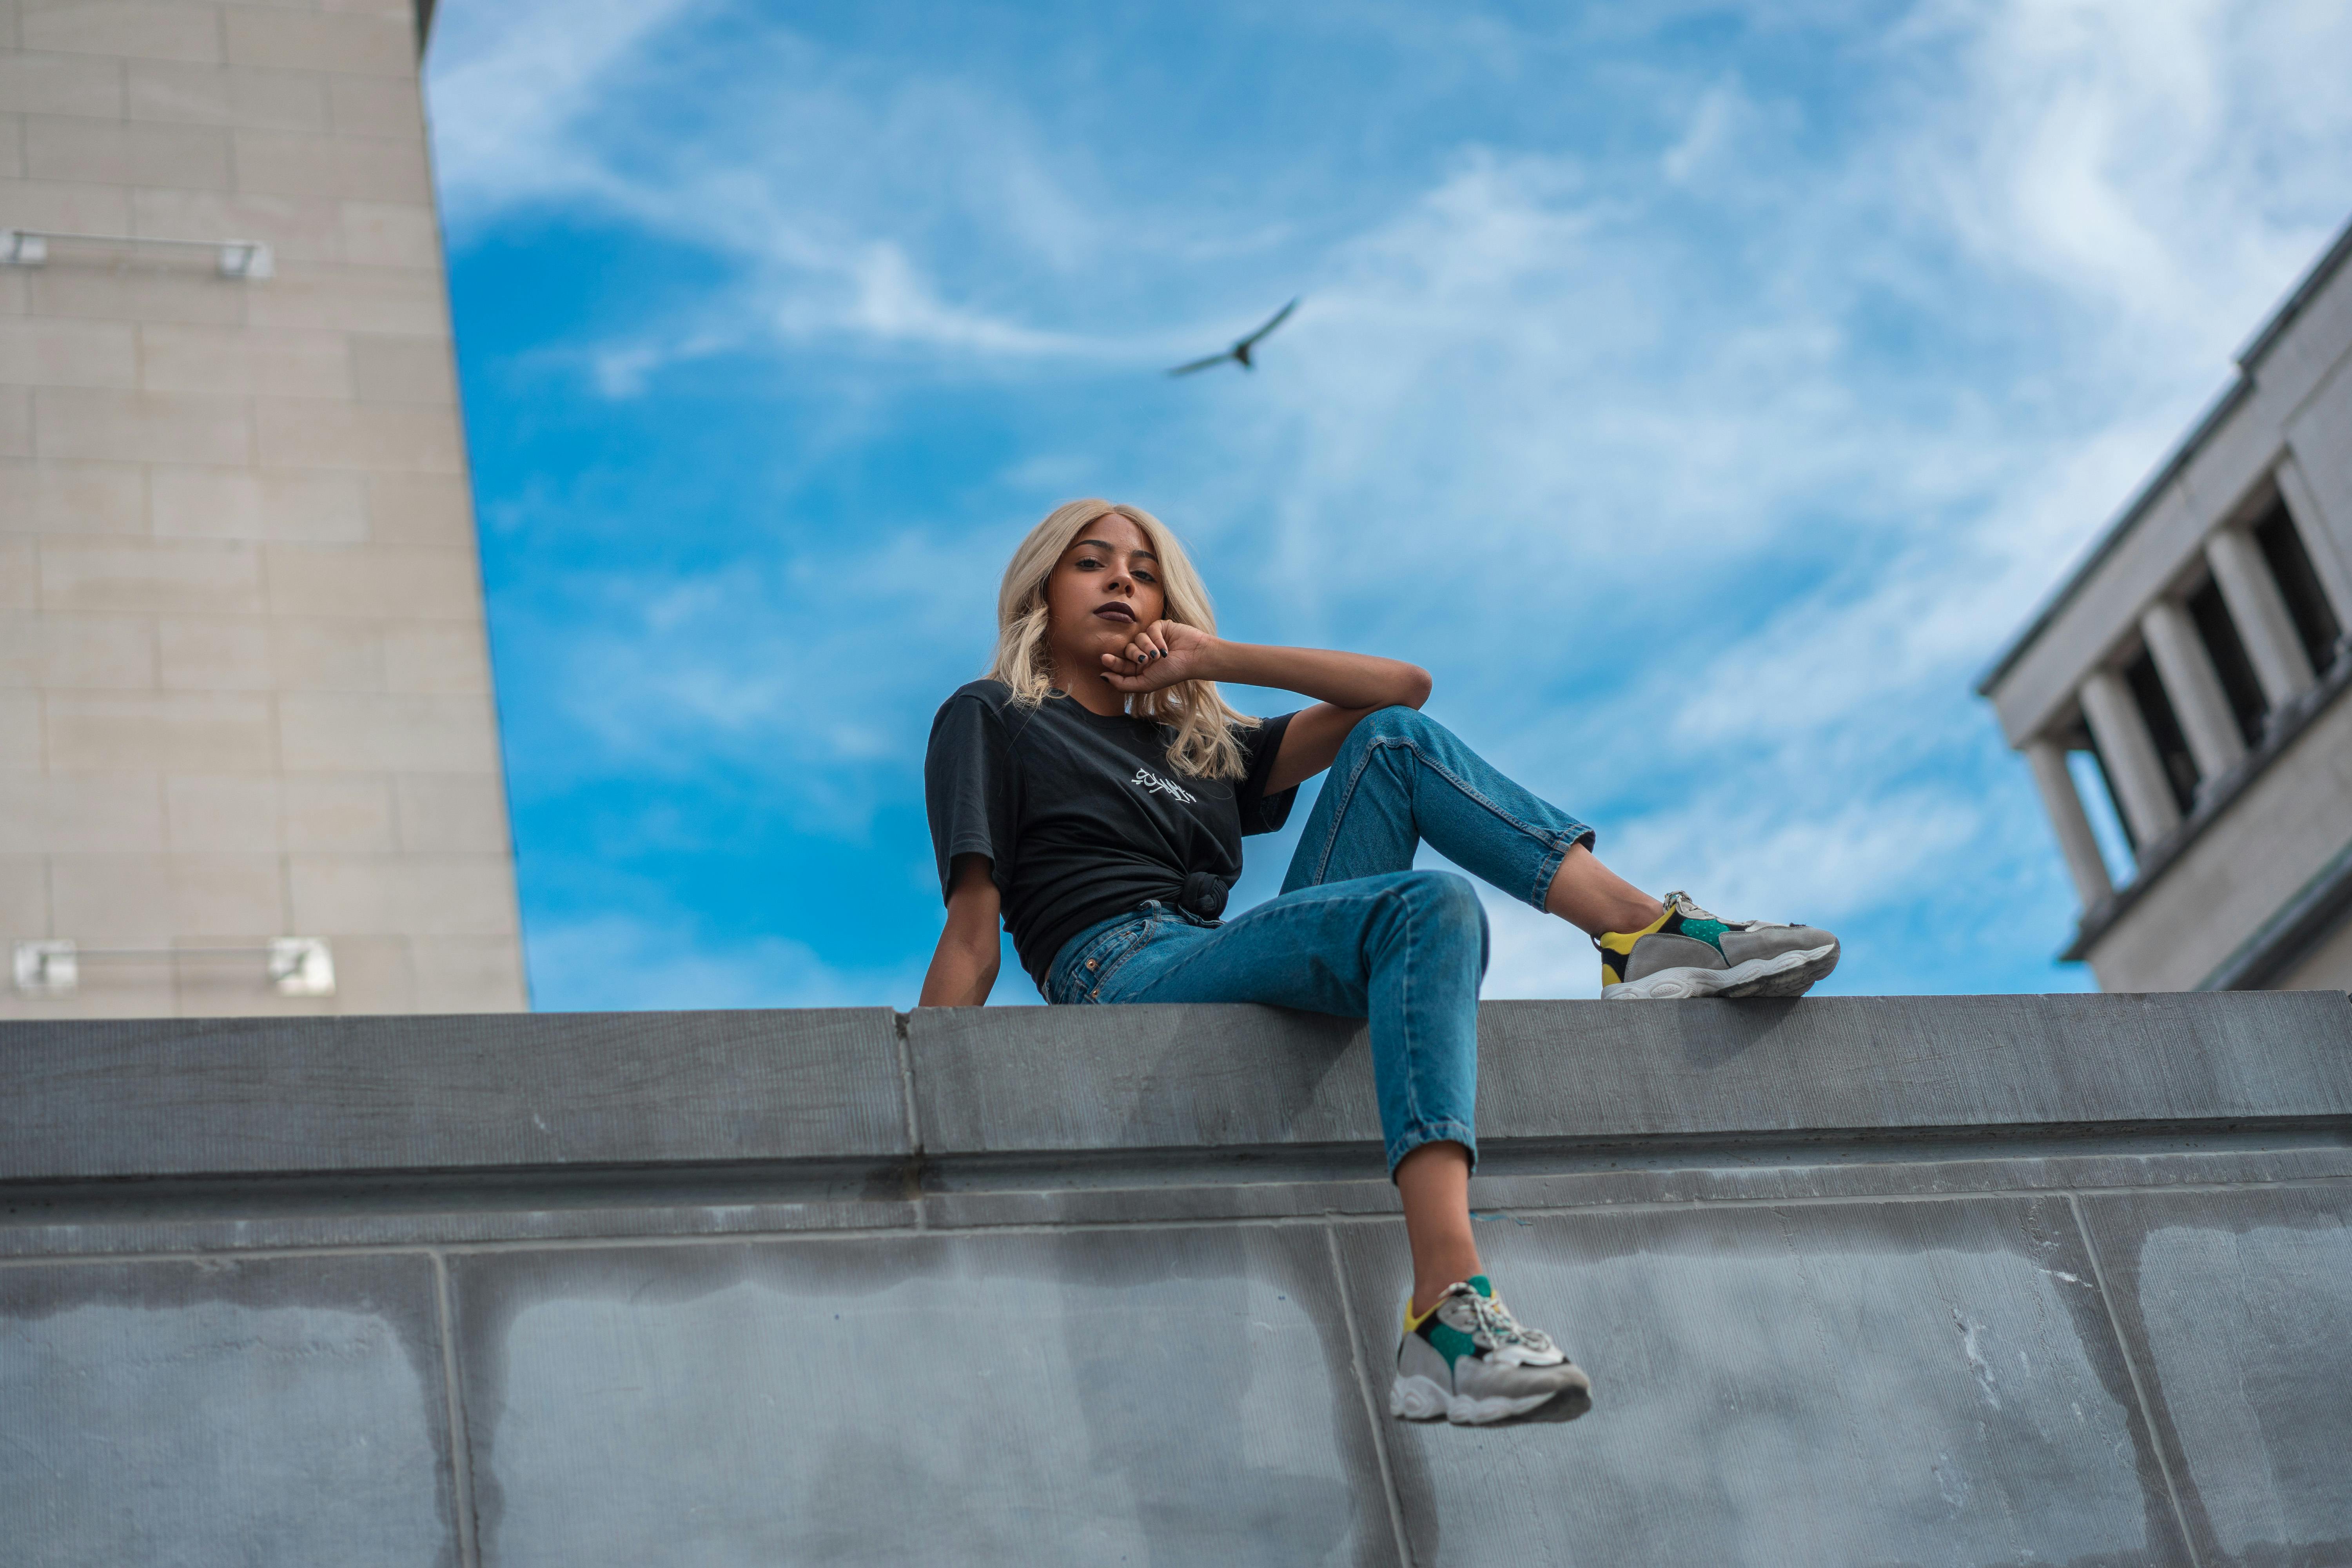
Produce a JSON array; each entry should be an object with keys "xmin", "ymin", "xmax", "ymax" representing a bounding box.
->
[
  {"xmin": 1406, "ymin": 1275, "xmax": 1495, "ymax": 1330},
  {"xmin": 1595, "ymin": 902, "xmax": 1673, "ymax": 985},
  {"xmin": 1596, "ymin": 903, "xmax": 1673, "ymax": 956}
]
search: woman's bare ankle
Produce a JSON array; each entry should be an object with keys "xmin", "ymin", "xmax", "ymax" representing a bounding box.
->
[{"xmin": 1543, "ymin": 844, "xmax": 1664, "ymax": 936}]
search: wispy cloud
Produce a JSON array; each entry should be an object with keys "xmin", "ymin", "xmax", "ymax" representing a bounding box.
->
[{"xmin": 426, "ymin": 0, "xmax": 702, "ymax": 219}]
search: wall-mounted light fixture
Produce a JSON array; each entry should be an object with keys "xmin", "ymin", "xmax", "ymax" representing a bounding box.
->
[
  {"xmin": 13, "ymin": 938, "xmax": 336, "ymax": 996},
  {"xmin": 1, "ymin": 229, "xmax": 274, "ymax": 279}
]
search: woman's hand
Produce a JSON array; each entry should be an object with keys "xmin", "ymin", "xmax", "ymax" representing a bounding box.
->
[{"xmin": 1101, "ymin": 620, "xmax": 1220, "ymax": 693}]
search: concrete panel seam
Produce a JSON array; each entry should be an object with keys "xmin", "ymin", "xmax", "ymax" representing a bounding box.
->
[
  {"xmin": 1325, "ymin": 1222, "xmax": 1414, "ymax": 1566},
  {"xmin": 2066, "ymin": 1191, "xmax": 2201, "ymax": 1567},
  {"xmin": 891, "ymin": 1008, "xmax": 926, "ymax": 1232},
  {"xmin": 431, "ymin": 1250, "xmax": 482, "ymax": 1568}
]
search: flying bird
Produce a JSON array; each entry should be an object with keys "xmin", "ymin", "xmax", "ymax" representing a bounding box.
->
[{"xmin": 1167, "ymin": 298, "xmax": 1299, "ymax": 376}]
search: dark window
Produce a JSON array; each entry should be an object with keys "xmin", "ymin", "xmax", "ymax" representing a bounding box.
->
[
  {"xmin": 2077, "ymin": 734, "xmax": 2136, "ymax": 857},
  {"xmin": 2254, "ymin": 501, "xmax": 2344, "ymax": 674},
  {"xmin": 2187, "ymin": 577, "xmax": 2269, "ymax": 746},
  {"xmin": 2124, "ymin": 649, "xmax": 2198, "ymax": 816}
]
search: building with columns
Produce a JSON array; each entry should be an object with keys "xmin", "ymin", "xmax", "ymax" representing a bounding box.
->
[
  {"xmin": 1980, "ymin": 216, "xmax": 2352, "ymax": 993},
  {"xmin": 2, "ymin": 0, "xmax": 525, "ymax": 1017}
]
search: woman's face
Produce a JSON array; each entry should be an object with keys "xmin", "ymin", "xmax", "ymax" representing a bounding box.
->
[{"xmin": 1044, "ymin": 513, "xmax": 1168, "ymax": 679}]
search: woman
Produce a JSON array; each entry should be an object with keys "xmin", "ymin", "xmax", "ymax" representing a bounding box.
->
[{"xmin": 920, "ymin": 499, "xmax": 1839, "ymax": 1425}]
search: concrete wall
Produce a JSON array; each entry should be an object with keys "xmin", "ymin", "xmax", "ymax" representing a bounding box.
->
[
  {"xmin": 0, "ymin": 0, "xmax": 525, "ymax": 1018},
  {"xmin": 5, "ymin": 994, "xmax": 2349, "ymax": 1566}
]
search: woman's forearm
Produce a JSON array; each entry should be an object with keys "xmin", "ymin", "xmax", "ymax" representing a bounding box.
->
[
  {"xmin": 918, "ymin": 929, "xmax": 998, "ymax": 1006},
  {"xmin": 1201, "ymin": 641, "xmax": 1430, "ymax": 710},
  {"xmin": 919, "ymin": 854, "xmax": 1002, "ymax": 1006}
]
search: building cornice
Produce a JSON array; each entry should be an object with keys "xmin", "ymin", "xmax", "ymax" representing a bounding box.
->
[{"xmin": 1976, "ymin": 210, "xmax": 2352, "ymax": 700}]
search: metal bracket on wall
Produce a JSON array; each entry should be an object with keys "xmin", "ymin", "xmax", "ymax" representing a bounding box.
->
[
  {"xmin": 12, "ymin": 938, "xmax": 335, "ymax": 996},
  {"xmin": 1, "ymin": 229, "xmax": 274, "ymax": 279}
]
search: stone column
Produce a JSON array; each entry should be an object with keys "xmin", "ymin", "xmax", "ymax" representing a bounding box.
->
[
  {"xmin": 2206, "ymin": 526, "xmax": 2316, "ymax": 707},
  {"xmin": 2024, "ymin": 737, "xmax": 2115, "ymax": 908},
  {"xmin": 2274, "ymin": 454, "xmax": 2352, "ymax": 638},
  {"xmin": 2078, "ymin": 668, "xmax": 2183, "ymax": 848},
  {"xmin": 2139, "ymin": 599, "xmax": 2246, "ymax": 786}
]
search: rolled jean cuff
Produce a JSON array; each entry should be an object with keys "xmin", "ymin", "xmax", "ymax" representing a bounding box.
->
[
  {"xmin": 1522, "ymin": 824, "xmax": 1597, "ymax": 911},
  {"xmin": 1387, "ymin": 1117, "xmax": 1479, "ymax": 1179}
]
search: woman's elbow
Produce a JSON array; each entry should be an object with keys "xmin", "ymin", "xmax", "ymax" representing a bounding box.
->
[{"xmin": 1397, "ymin": 664, "xmax": 1432, "ymax": 709}]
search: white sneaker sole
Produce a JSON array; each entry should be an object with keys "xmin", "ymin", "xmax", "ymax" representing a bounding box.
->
[
  {"xmin": 1602, "ymin": 940, "xmax": 1838, "ymax": 1001},
  {"xmin": 1390, "ymin": 1372, "xmax": 1588, "ymax": 1426}
]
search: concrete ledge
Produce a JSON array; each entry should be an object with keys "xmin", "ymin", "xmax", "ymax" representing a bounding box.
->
[
  {"xmin": 3, "ymin": 995, "xmax": 2346, "ymax": 1188},
  {"xmin": 0, "ymin": 1008, "xmax": 909, "ymax": 1180},
  {"xmin": 909, "ymin": 992, "xmax": 2352, "ymax": 1158}
]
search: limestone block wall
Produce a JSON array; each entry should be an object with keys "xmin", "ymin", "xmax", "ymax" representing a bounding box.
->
[
  {"xmin": 0, "ymin": 0, "xmax": 524, "ymax": 1016},
  {"xmin": 4, "ymin": 995, "xmax": 2350, "ymax": 1565}
]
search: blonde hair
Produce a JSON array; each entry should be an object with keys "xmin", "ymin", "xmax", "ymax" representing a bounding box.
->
[{"xmin": 988, "ymin": 499, "xmax": 1257, "ymax": 779}]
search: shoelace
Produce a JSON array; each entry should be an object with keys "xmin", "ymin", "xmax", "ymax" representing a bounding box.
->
[
  {"xmin": 1665, "ymin": 890, "xmax": 1791, "ymax": 932},
  {"xmin": 1462, "ymin": 1290, "xmax": 1557, "ymax": 1356},
  {"xmin": 1665, "ymin": 889, "xmax": 1726, "ymax": 922}
]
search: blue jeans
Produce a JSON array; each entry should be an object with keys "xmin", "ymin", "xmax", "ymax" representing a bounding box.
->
[{"xmin": 1045, "ymin": 706, "xmax": 1593, "ymax": 1173}]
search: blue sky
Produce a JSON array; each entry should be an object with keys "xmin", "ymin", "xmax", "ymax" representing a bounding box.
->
[{"xmin": 420, "ymin": 0, "xmax": 2352, "ymax": 1009}]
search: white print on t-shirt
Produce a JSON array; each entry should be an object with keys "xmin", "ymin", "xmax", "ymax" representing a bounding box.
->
[{"xmin": 1130, "ymin": 767, "xmax": 1199, "ymax": 805}]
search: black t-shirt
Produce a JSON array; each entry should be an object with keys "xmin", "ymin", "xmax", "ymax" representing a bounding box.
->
[{"xmin": 926, "ymin": 680, "xmax": 1298, "ymax": 989}]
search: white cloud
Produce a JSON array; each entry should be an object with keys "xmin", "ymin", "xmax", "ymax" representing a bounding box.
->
[
  {"xmin": 428, "ymin": 7, "xmax": 1175, "ymax": 368},
  {"xmin": 425, "ymin": 0, "xmax": 701, "ymax": 221},
  {"xmin": 1902, "ymin": 0, "xmax": 2352, "ymax": 345}
]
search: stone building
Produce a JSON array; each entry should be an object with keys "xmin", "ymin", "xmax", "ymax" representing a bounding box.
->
[
  {"xmin": 1980, "ymin": 216, "xmax": 2352, "ymax": 992},
  {"xmin": 1, "ymin": 0, "xmax": 524, "ymax": 1016}
]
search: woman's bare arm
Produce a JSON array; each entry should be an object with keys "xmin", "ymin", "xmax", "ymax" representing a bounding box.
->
[
  {"xmin": 1224, "ymin": 644, "xmax": 1430, "ymax": 791},
  {"xmin": 917, "ymin": 854, "xmax": 1001, "ymax": 1006},
  {"xmin": 1098, "ymin": 626, "xmax": 1431, "ymax": 794},
  {"xmin": 1187, "ymin": 640, "xmax": 1430, "ymax": 713}
]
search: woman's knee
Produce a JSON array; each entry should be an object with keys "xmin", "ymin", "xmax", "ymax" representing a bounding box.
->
[
  {"xmin": 1365, "ymin": 870, "xmax": 1489, "ymax": 989},
  {"xmin": 1336, "ymin": 703, "xmax": 1433, "ymax": 764},
  {"xmin": 1360, "ymin": 703, "xmax": 1430, "ymax": 740},
  {"xmin": 1396, "ymin": 868, "xmax": 1486, "ymax": 936}
]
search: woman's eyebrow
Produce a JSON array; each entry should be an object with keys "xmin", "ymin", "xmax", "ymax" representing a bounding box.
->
[{"xmin": 1073, "ymin": 537, "xmax": 1158, "ymax": 562}]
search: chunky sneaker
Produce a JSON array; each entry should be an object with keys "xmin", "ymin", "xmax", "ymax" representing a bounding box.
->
[
  {"xmin": 1391, "ymin": 1276, "xmax": 1590, "ymax": 1425},
  {"xmin": 1598, "ymin": 890, "xmax": 1838, "ymax": 1000}
]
